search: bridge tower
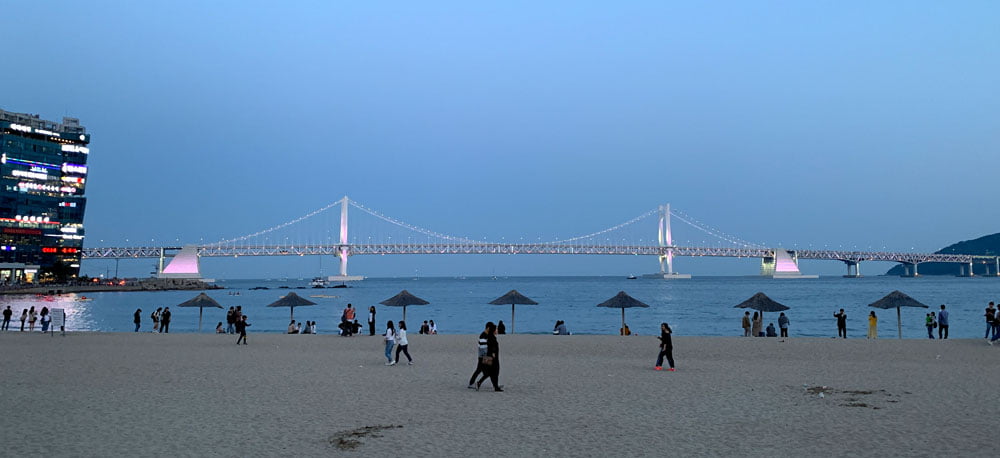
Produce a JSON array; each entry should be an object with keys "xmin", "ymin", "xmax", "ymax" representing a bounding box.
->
[
  {"xmin": 644, "ymin": 204, "xmax": 690, "ymax": 279},
  {"xmin": 329, "ymin": 196, "xmax": 364, "ymax": 282}
]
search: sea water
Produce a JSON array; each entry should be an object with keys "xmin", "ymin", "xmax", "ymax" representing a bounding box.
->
[{"xmin": 1, "ymin": 276, "xmax": 996, "ymax": 338}]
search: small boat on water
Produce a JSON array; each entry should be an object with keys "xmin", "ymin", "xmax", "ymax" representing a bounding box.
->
[
  {"xmin": 626, "ymin": 275, "xmax": 637, "ymax": 280},
  {"xmin": 310, "ymin": 277, "xmax": 328, "ymax": 288},
  {"xmin": 309, "ymin": 294, "xmax": 339, "ymax": 299}
]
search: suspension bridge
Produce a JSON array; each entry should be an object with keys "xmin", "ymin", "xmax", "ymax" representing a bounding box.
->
[{"xmin": 81, "ymin": 197, "xmax": 1000, "ymax": 279}]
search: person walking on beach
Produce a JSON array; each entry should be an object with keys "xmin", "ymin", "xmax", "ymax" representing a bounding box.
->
[
  {"xmin": 383, "ymin": 321, "xmax": 396, "ymax": 365},
  {"xmin": 19, "ymin": 308, "xmax": 27, "ymax": 331},
  {"xmin": 151, "ymin": 307, "xmax": 161, "ymax": 332},
  {"xmin": 394, "ymin": 320, "xmax": 413, "ymax": 365},
  {"xmin": 834, "ymin": 309, "xmax": 847, "ymax": 338},
  {"xmin": 160, "ymin": 307, "xmax": 172, "ymax": 333},
  {"xmin": 741, "ymin": 311, "xmax": 751, "ymax": 337},
  {"xmin": 476, "ymin": 322, "xmax": 503, "ymax": 392},
  {"xmin": 925, "ymin": 312, "xmax": 936, "ymax": 339},
  {"xmin": 986, "ymin": 303, "xmax": 996, "ymax": 340},
  {"xmin": 2, "ymin": 306, "xmax": 11, "ymax": 331},
  {"xmin": 133, "ymin": 308, "xmax": 142, "ymax": 332},
  {"xmin": 468, "ymin": 322, "xmax": 491, "ymax": 389},
  {"xmin": 368, "ymin": 306, "xmax": 376, "ymax": 336},
  {"xmin": 751, "ymin": 312, "xmax": 762, "ymax": 337},
  {"xmin": 655, "ymin": 322, "xmax": 675, "ymax": 371},
  {"xmin": 778, "ymin": 312, "xmax": 789, "ymax": 338},
  {"xmin": 235, "ymin": 315, "xmax": 250, "ymax": 345},
  {"xmin": 226, "ymin": 306, "xmax": 236, "ymax": 334},
  {"xmin": 28, "ymin": 306, "xmax": 37, "ymax": 331},
  {"xmin": 867, "ymin": 311, "xmax": 878, "ymax": 339},
  {"xmin": 938, "ymin": 305, "xmax": 949, "ymax": 339}
]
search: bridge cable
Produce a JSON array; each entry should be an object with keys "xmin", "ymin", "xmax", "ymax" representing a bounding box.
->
[{"xmin": 207, "ymin": 200, "xmax": 343, "ymax": 246}]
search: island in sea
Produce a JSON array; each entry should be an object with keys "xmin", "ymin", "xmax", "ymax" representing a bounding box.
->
[{"xmin": 885, "ymin": 232, "xmax": 1000, "ymax": 275}]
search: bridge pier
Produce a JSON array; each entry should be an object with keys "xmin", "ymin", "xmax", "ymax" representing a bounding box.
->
[
  {"xmin": 900, "ymin": 262, "xmax": 920, "ymax": 277},
  {"xmin": 958, "ymin": 262, "xmax": 975, "ymax": 277},
  {"xmin": 843, "ymin": 260, "xmax": 862, "ymax": 278}
]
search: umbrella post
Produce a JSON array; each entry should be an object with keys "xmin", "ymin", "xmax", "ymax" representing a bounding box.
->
[
  {"xmin": 403, "ymin": 305, "xmax": 407, "ymax": 323},
  {"xmin": 511, "ymin": 304, "xmax": 515, "ymax": 334},
  {"xmin": 621, "ymin": 308, "xmax": 625, "ymax": 336},
  {"xmin": 199, "ymin": 307, "xmax": 203, "ymax": 332},
  {"xmin": 291, "ymin": 306, "xmax": 294, "ymax": 322},
  {"xmin": 897, "ymin": 306, "xmax": 902, "ymax": 339}
]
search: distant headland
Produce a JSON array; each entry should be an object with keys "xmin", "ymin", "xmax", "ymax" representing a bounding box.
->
[{"xmin": 885, "ymin": 233, "xmax": 1000, "ymax": 275}]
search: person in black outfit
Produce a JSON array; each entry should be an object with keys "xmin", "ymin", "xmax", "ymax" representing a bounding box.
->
[
  {"xmin": 476, "ymin": 322, "xmax": 503, "ymax": 392},
  {"xmin": 467, "ymin": 322, "xmax": 492, "ymax": 389},
  {"xmin": 655, "ymin": 322, "xmax": 675, "ymax": 371},
  {"xmin": 834, "ymin": 309, "xmax": 847, "ymax": 338},
  {"xmin": 368, "ymin": 306, "xmax": 377, "ymax": 336},
  {"xmin": 160, "ymin": 307, "xmax": 172, "ymax": 333},
  {"xmin": 2, "ymin": 306, "xmax": 12, "ymax": 331},
  {"xmin": 133, "ymin": 308, "xmax": 142, "ymax": 332},
  {"xmin": 235, "ymin": 315, "xmax": 250, "ymax": 345},
  {"xmin": 497, "ymin": 321, "xmax": 506, "ymax": 335}
]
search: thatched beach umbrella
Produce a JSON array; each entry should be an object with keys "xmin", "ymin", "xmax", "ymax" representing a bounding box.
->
[
  {"xmin": 380, "ymin": 290, "xmax": 429, "ymax": 322},
  {"xmin": 176, "ymin": 292, "xmax": 223, "ymax": 331},
  {"xmin": 733, "ymin": 292, "xmax": 791, "ymax": 330},
  {"xmin": 266, "ymin": 292, "xmax": 317, "ymax": 321},
  {"xmin": 597, "ymin": 291, "xmax": 650, "ymax": 334},
  {"xmin": 488, "ymin": 289, "xmax": 538, "ymax": 334},
  {"xmin": 868, "ymin": 290, "xmax": 929, "ymax": 339}
]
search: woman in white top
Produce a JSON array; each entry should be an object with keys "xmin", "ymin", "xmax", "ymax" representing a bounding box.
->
[
  {"xmin": 384, "ymin": 321, "xmax": 396, "ymax": 365},
  {"xmin": 394, "ymin": 320, "xmax": 413, "ymax": 365},
  {"xmin": 429, "ymin": 320, "xmax": 438, "ymax": 335}
]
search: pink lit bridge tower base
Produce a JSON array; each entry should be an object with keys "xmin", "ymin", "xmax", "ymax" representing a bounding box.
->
[{"xmin": 329, "ymin": 196, "xmax": 365, "ymax": 283}]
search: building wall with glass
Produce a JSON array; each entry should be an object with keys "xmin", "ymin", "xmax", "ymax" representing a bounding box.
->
[{"xmin": 0, "ymin": 109, "xmax": 90, "ymax": 283}]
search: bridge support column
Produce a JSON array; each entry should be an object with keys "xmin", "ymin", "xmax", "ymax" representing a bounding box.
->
[
  {"xmin": 959, "ymin": 262, "xmax": 974, "ymax": 277},
  {"xmin": 901, "ymin": 262, "xmax": 920, "ymax": 277},
  {"xmin": 843, "ymin": 261, "xmax": 862, "ymax": 278}
]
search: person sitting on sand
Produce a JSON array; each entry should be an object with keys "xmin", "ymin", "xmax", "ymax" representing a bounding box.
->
[
  {"xmin": 765, "ymin": 323, "xmax": 777, "ymax": 337},
  {"xmin": 553, "ymin": 320, "xmax": 569, "ymax": 335},
  {"xmin": 287, "ymin": 320, "xmax": 299, "ymax": 334},
  {"xmin": 302, "ymin": 321, "xmax": 312, "ymax": 335},
  {"xmin": 497, "ymin": 321, "xmax": 506, "ymax": 335},
  {"xmin": 620, "ymin": 324, "xmax": 631, "ymax": 336},
  {"xmin": 429, "ymin": 320, "xmax": 438, "ymax": 335},
  {"xmin": 352, "ymin": 320, "xmax": 362, "ymax": 335},
  {"xmin": 420, "ymin": 321, "xmax": 430, "ymax": 335},
  {"xmin": 216, "ymin": 322, "xmax": 225, "ymax": 334}
]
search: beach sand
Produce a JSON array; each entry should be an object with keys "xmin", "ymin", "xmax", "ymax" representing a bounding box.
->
[{"xmin": 1, "ymin": 331, "xmax": 996, "ymax": 457}]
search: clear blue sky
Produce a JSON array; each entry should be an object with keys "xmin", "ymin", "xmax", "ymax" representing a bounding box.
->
[{"xmin": 2, "ymin": 1, "xmax": 998, "ymax": 278}]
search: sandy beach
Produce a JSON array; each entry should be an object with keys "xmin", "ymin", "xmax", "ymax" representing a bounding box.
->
[{"xmin": 1, "ymin": 331, "xmax": 997, "ymax": 457}]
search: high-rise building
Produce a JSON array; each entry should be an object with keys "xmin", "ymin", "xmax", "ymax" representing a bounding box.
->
[{"xmin": 0, "ymin": 108, "xmax": 90, "ymax": 283}]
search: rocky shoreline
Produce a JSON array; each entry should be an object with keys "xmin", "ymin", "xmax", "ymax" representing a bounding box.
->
[{"xmin": 0, "ymin": 278, "xmax": 221, "ymax": 295}]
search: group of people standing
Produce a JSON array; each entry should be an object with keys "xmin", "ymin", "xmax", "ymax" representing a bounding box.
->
[
  {"xmin": 1, "ymin": 306, "xmax": 50, "ymax": 332},
  {"xmin": 136, "ymin": 307, "xmax": 172, "ymax": 333},
  {"xmin": 741, "ymin": 311, "xmax": 789, "ymax": 338}
]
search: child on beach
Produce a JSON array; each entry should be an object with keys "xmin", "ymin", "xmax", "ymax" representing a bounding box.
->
[
  {"xmin": 384, "ymin": 321, "xmax": 396, "ymax": 365},
  {"xmin": 236, "ymin": 315, "xmax": 250, "ymax": 345},
  {"xmin": 655, "ymin": 322, "xmax": 675, "ymax": 371}
]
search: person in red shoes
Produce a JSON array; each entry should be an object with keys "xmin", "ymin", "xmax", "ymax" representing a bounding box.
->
[{"xmin": 655, "ymin": 322, "xmax": 675, "ymax": 372}]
